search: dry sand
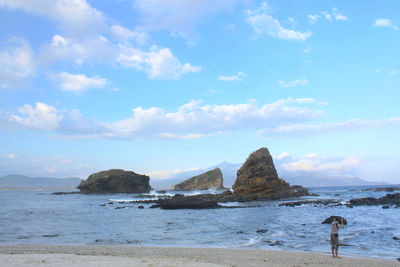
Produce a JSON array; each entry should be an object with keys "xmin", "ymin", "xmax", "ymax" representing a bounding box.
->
[{"xmin": 0, "ymin": 245, "xmax": 398, "ymax": 267}]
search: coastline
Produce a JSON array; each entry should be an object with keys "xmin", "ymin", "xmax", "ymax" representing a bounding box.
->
[{"xmin": 0, "ymin": 245, "xmax": 397, "ymax": 267}]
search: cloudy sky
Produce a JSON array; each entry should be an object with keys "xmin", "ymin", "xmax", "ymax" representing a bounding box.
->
[{"xmin": 0, "ymin": 0, "xmax": 399, "ymax": 183}]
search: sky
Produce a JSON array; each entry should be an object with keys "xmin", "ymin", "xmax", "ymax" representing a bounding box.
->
[{"xmin": 0, "ymin": 0, "xmax": 399, "ymax": 183}]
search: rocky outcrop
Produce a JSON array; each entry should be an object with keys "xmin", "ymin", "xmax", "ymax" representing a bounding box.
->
[
  {"xmin": 362, "ymin": 187, "xmax": 400, "ymax": 192},
  {"xmin": 77, "ymin": 169, "xmax": 151, "ymax": 194},
  {"xmin": 172, "ymin": 168, "xmax": 224, "ymax": 191},
  {"xmin": 150, "ymin": 194, "xmax": 221, "ymax": 209},
  {"xmin": 232, "ymin": 147, "xmax": 309, "ymax": 200},
  {"xmin": 349, "ymin": 193, "xmax": 400, "ymax": 206}
]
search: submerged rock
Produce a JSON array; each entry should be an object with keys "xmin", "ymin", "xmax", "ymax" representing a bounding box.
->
[
  {"xmin": 232, "ymin": 147, "xmax": 309, "ymax": 200},
  {"xmin": 77, "ymin": 169, "xmax": 151, "ymax": 194},
  {"xmin": 172, "ymin": 168, "xmax": 224, "ymax": 191},
  {"xmin": 349, "ymin": 193, "xmax": 400, "ymax": 206}
]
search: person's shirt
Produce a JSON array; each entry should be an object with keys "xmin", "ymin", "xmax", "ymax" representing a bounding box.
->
[{"xmin": 331, "ymin": 221, "xmax": 344, "ymax": 235}]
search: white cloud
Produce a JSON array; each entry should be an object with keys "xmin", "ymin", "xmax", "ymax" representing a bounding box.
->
[
  {"xmin": 4, "ymin": 153, "xmax": 16, "ymax": 159},
  {"xmin": 133, "ymin": 0, "xmax": 241, "ymax": 40},
  {"xmin": 307, "ymin": 14, "xmax": 320, "ymax": 24},
  {"xmin": 260, "ymin": 118, "xmax": 400, "ymax": 138},
  {"xmin": 55, "ymin": 72, "xmax": 107, "ymax": 92},
  {"xmin": 278, "ymin": 78, "xmax": 308, "ymax": 88},
  {"xmin": 110, "ymin": 25, "xmax": 149, "ymax": 44},
  {"xmin": 246, "ymin": 2, "xmax": 311, "ymax": 41},
  {"xmin": 308, "ymin": 8, "xmax": 348, "ymax": 24},
  {"xmin": 40, "ymin": 34, "xmax": 119, "ymax": 66},
  {"xmin": 281, "ymin": 154, "xmax": 360, "ymax": 173},
  {"xmin": 9, "ymin": 103, "xmax": 62, "ymax": 131},
  {"xmin": 218, "ymin": 72, "xmax": 247, "ymax": 82},
  {"xmin": 374, "ymin": 18, "xmax": 399, "ymax": 31},
  {"xmin": 0, "ymin": 38, "xmax": 35, "ymax": 88},
  {"xmin": 118, "ymin": 45, "xmax": 201, "ymax": 79},
  {"xmin": 0, "ymin": 0, "xmax": 106, "ymax": 38},
  {"xmin": 5, "ymin": 98, "xmax": 323, "ymax": 139},
  {"xmin": 276, "ymin": 152, "xmax": 290, "ymax": 160}
]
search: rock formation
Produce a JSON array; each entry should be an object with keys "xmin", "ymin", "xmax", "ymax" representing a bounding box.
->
[
  {"xmin": 77, "ymin": 169, "xmax": 151, "ymax": 194},
  {"xmin": 232, "ymin": 147, "xmax": 309, "ymax": 200},
  {"xmin": 172, "ymin": 168, "xmax": 224, "ymax": 191}
]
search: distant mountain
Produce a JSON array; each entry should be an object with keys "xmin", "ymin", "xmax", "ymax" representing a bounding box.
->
[
  {"xmin": 150, "ymin": 162, "xmax": 389, "ymax": 189},
  {"xmin": 0, "ymin": 174, "xmax": 81, "ymax": 189},
  {"xmin": 279, "ymin": 172, "xmax": 389, "ymax": 187}
]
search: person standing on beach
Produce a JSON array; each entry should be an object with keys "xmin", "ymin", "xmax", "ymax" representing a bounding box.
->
[{"xmin": 331, "ymin": 217, "xmax": 345, "ymax": 258}]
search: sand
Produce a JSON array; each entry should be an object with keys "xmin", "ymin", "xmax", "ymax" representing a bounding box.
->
[{"xmin": 0, "ymin": 245, "xmax": 398, "ymax": 267}]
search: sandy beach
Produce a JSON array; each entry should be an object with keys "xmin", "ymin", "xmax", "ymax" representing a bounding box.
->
[{"xmin": 0, "ymin": 245, "xmax": 398, "ymax": 267}]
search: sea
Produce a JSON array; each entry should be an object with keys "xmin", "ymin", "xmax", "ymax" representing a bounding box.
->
[{"xmin": 0, "ymin": 185, "xmax": 399, "ymax": 260}]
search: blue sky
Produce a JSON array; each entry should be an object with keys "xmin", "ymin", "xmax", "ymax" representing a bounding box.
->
[{"xmin": 0, "ymin": 0, "xmax": 399, "ymax": 183}]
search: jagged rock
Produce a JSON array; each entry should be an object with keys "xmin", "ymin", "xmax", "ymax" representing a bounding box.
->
[
  {"xmin": 77, "ymin": 169, "xmax": 151, "ymax": 194},
  {"xmin": 172, "ymin": 168, "xmax": 224, "ymax": 191},
  {"xmin": 321, "ymin": 216, "xmax": 347, "ymax": 225},
  {"xmin": 232, "ymin": 147, "xmax": 309, "ymax": 200},
  {"xmin": 349, "ymin": 193, "xmax": 400, "ymax": 206},
  {"xmin": 362, "ymin": 187, "xmax": 400, "ymax": 192},
  {"xmin": 150, "ymin": 194, "xmax": 221, "ymax": 210}
]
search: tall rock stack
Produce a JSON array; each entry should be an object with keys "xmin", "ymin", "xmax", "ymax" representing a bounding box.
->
[{"xmin": 232, "ymin": 147, "xmax": 308, "ymax": 200}]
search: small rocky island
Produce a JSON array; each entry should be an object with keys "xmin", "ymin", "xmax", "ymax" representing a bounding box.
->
[
  {"xmin": 77, "ymin": 169, "xmax": 151, "ymax": 194},
  {"xmin": 134, "ymin": 147, "xmax": 310, "ymax": 209},
  {"xmin": 172, "ymin": 168, "xmax": 224, "ymax": 191},
  {"xmin": 232, "ymin": 147, "xmax": 308, "ymax": 201}
]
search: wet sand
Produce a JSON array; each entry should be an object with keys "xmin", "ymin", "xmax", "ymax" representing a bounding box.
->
[{"xmin": 0, "ymin": 245, "xmax": 398, "ymax": 267}]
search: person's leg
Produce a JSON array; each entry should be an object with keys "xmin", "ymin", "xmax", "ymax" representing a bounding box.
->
[{"xmin": 331, "ymin": 248, "xmax": 335, "ymax": 257}]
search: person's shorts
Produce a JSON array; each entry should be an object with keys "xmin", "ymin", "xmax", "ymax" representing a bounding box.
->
[{"xmin": 331, "ymin": 234, "xmax": 339, "ymax": 249}]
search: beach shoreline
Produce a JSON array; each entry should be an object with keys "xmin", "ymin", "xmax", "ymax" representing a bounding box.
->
[{"xmin": 0, "ymin": 245, "xmax": 397, "ymax": 267}]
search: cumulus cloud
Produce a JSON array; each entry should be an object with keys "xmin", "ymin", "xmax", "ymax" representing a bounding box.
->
[
  {"xmin": 9, "ymin": 103, "xmax": 62, "ymax": 131},
  {"xmin": 4, "ymin": 98, "xmax": 324, "ymax": 139},
  {"xmin": 260, "ymin": 118, "xmax": 400, "ymax": 138},
  {"xmin": 118, "ymin": 45, "xmax": 201, "ymax": 79},
  {"xmin": 54, "ymin": 72, "xmax": 107, "ymax": 92},
  {"xmin": 246, "ymin": 2, "xmax": 311, "ymax": 41},
  {"xmin": 278, "ymin": 78, "xmax": 308, "ymax": 88},
  {"xmin": 0, "ymin": 38, "xmax": 35, "ymax": 89},
  {"xmin": 0, "ymin": 1, "xmax": 200, "ymax": 81},
  {"xmin": 308, "ymin": 8, "xmax": 348, "ymax": 24},
  {"xmin": 374, "ymin": 18, "xmax": 399, "ymax": 31},
  {"xmin": 218, "ymin": 72, "xmax": 247, "ymax": 82},
  {"xmin": 0, "ymin": 0, "xmax": 106, "ymax": 38},
  {"xmin": 133, "ymin": 0, "xmax": 241, "ymax": 40},
  {"xmin": 281, "ymin": 154, "xmax": 360, "ymax": 173}
]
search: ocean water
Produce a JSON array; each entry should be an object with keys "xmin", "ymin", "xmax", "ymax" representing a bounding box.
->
[{"xmin": 0, "ymin": 186, "xmax": 399, "ymax": 260}]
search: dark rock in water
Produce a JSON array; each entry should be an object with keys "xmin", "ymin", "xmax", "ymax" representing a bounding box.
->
[
  {"xmin": 236, "ymin": 231, "xmax": 245, "ymax": 234},
  {"xmin": 232, "ymin": 147, "xmax": 309, "ymax": 200},
  {"xmin": 321, "ymin": 216, "xmax": 347, "ymax": 225},
  {"xmin": 310, "ymin": 193, "xmax": 319, "ymax": 197},
  {"xmin": 51, "ymin": 191, "xmax": 81, "ymax": 195},
  {"xmin": 362, "ymin": 187, "xmax": 400, "ymax": 192},
  {"xmin": 279, "ymin": 199, "xmax": 340, "ymax": 207},
  {"xmin": 156, "ymin": 190, "xmax": 167, "ymax": 194},
  {"xmin": 256, "ymin": 229, "xmax": 268, "ymax": 233},
  {"xmin": 172, "ymin": 168, "xmax": 224, "ymax": 191},
  {"xmin": 382, "ymin": 205, "xmax": 390, "ymax": 209},
  {"xmin": 108, "ymin": 202, "xmax": 114, "ymax": 205},
  {"xmin": 334, "ymin": 193, "xmax": 340, "ymax": 197},
  {"xmin": 115, "ymin": 206, "xmax": 126, "ymax": 209},
  {"xmin": 152, "ymin": 194, "xmax": 220, "ymax": 210},
  {"xmin": 42, "ymin": 234, "xmax": 59, "ymax": 238},
  {"xmin": 393, "ymin": 237, "xmax": 399, "ymax": 240},
  {"xmin": 350, "ymin": 193, "xmax": 400, "ymax": 206},
  {"xmin": 77, "ymin": 169, "xmax": 151, "ymax": 194},
  {"xmin": 138, "ymin": 205, "xmax": 144, "ymax": 209},
  {"xmin": 100, "ymin": 204, "xmax": 106, "ymax": 207}
]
